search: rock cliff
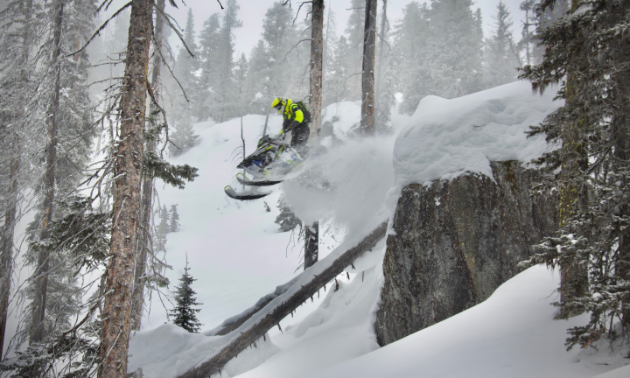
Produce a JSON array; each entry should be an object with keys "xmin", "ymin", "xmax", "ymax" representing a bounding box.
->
[{"xmin": 375, "ymin": 161, "xmax": 556, "ymax": 346}]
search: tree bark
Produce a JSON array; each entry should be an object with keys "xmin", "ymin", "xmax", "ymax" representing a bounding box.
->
[
  {"xmin": 304, "ymin": 222, "xmax": 319, "ymax": 269},
  {"xmin": 29, "ymin": 0, "xmax": 64, "ymax": 344},
  {"xmin": 0, "ymin": 0, "xmax": 33, "ymax": 358},
  {"xmin": 309, "ymin": 0, "xmax": 324, "ymax": 144},
  {"xmin": 557, "ymin": 0, "xmax": 588, "ymax": 319},
  {"xmin": 0, "ymin": 146, "xmax": 19, "ymax": 359},
  {"xmin": 98, "ymin": 0, "xmax": 153, "ymax": 376},
  {"xmin": 304, "ymin": 0, "xmax": 324, "ymax": 270},
  {"xmin": 178, "ymin": 221, "xmax": 388, "ymax": 378},
  {"xmin": 360, "ymin": 0, "xmax": 377, "ymax": 135},
  {"xmin": 131, "ymin": 0, "xmax": 165, "ymax": 332}
]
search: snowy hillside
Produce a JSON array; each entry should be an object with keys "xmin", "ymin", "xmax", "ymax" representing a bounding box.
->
[{"xmin": 129, "ymin": 83, "xmax": 629, "ymax": 378}]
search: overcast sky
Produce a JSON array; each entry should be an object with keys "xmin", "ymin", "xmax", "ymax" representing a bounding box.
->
[{"xmin": 157, "ymin": 0, "xmax": 527, "ymax": 57}]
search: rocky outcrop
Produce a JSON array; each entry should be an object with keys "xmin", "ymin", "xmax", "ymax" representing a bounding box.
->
[{"xmin": 375, "ymin": 161, "xmax": 556, "ymax": 346}]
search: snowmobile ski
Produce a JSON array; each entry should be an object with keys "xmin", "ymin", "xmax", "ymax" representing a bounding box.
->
[
  {"xmin": 236, "ymin": 173, "xmax": 283, "ymax": 187},
  {"xmin": 224, "ymin": 185, "xmax": 271, "ymax": 201}
]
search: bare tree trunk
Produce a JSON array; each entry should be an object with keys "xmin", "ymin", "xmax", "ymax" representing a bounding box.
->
[
  {"xmin": 29, "ymin": 0, "xmax": 64, "ymax": 344},
  {"xmin": 179, "ymin": 221, "xmax": 387, "ymax": 378},
  {"xmin": 0, "ymin": 147, "xmax": 19, "ymax": 359},
  {"xmin": 0, "ymin": 0, "xmax": 33, "ymax": 358},
  {"xmin": 309, "ymin": 0, "xmax": 324, "ymax": 144},
  {"xmin": 376, "ymin": 0, "xmax": 387, "ymax": 95},
  {"xmin": 304, "ymin": 0, "xmax": 324, "ymax": 270},
  {"xmin": 360, "ymin": 0, "xmax": 377, "ymax": 135},
  {"xmin": 98, "ymin": 0, "xmax": 153, "ymax": 375},
  {"xmin": 304, "ymin": 222, "xmax": 319, "ymax": 269},
  {"xmin": 131, "ymin": 0, "xmax": 165, "ymax": 332}
]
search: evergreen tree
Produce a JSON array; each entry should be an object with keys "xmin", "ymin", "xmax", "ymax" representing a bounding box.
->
[
  {"xmin": 392, "ymin": 1, "xmax": 431, "ymax": 114},
  {"xmin": 245, "ymin": 40, "xmax": 271, "ymax": 113},
  {"xmin": 518, "ymin": 0, "xmax": 537, "ymax": 66},
  {"xmin": 169, "ymin": 258, "xmax": 202, "ymax": 333},
  {"xmin": 261, "ymin": 1, "xmax": 295, "ymax": 97},
  {"xmin": 156, "ymin": 205, "xmax": 169, "ymax": 251},
  {"xmin": 520, "ymin": 0, "xmax": 630, "ymax": 349},
  {"xmin": 343, "ymin": 0, "xmax": 366, "ymax": 101},
  {"xmin": 483, "ymin": 1, "xmax": 521, "ymax": 88},
  {"xmin": 214, "ymin": 0, "xmax": 242, "ymax": 122},
  {"xmin": 169, "ymin": 204, "xmax": 180, "ymax": 232},
  {"xmin": 169, "ymin": 117, "xmax": 199, "ymax": 156},
  {"xmin": 173, "ymin": 9, "xmax": 200, "ymax": 123},
  {"xmin": 197, "ymin": 13, "xmax": 221, "ymax": 120},
  {"xmin": 233, "ymin": 53, "xmax": 249, "ymax": 113},
  {"xmin": 394, "ymin": 0, "xmax": 483, "ymax": 114},
  {"xmin": 326, "ymin": 35, "xmax": 352, "ymax": 104}
]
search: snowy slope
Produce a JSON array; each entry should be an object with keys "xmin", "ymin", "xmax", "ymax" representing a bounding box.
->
[{"xmin": 129, "ymin": 83, "xmax": 629, "ymax": 378}]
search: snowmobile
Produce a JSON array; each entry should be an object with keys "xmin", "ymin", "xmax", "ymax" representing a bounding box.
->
[{"xmin": 224, "ymin": 135, "xmax": 306, "ymax": 201}]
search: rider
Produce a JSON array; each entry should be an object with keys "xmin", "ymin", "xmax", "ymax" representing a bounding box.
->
[{"xmin": 271, "ymin": 97, "xmax": 310, "ymax": 153}]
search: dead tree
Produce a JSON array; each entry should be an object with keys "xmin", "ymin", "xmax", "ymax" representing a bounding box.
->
[
  {"xmin": 98, "ymin": 0, "xmax": 153, "ymax": 376},
  {"xmin": 29, "ymin": 0, "xmax": 64, "ymax": 344},
  {"xmin": 131, "ymin": 0, "xmax": 165, "ymax": 332},
  {"xmin": 178, "ymin": 221, "xmax": 387, "ymax": 378},
  {"xmin": 360, "ymin": 0, "xmax": 377, "ymax": 135},
  {"xmin": 304, "ymin": 0, "xmax": 325, "ymax": 270}
]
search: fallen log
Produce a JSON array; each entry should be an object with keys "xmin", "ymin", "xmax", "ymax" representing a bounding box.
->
[{"xmin": 178, "ymin": 221, "xmax": 388, "ymax": 378}]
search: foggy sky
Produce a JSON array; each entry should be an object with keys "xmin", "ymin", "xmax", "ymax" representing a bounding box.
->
[{"xmin": 102, "ymin": 0, "xmax": 528, "ymax": 58}]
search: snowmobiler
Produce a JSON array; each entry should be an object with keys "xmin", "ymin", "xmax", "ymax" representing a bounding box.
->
[
  {"xmin": 271, "ymin": 97, "xmax": 311, "ymax": 154},
  {"xmin": 224, "ymin": 99, "xmax": 318, "ymax": 201}
]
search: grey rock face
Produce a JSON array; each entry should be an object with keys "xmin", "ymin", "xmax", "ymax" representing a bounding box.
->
[{"xmin": 375, "ymin": 161, "xmax": 556, "ymax": 346}]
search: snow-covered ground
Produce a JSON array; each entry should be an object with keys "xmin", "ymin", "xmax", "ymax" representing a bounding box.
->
[{"xmin": 130, "ymin": 82, "xmax": 629, "ymax": 377}]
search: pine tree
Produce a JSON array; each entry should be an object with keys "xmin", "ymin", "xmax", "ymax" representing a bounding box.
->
[
  {"xmin": 483, "ymin": 1, "xmax": 521, "ymax": 88},
  {"xmin": 169, "ymin": 258, "xmax": 202, "ymax": 333},
  {"xmin": 99, "ymin": 0, "xmax": 154, "ymax": 372},
  {"xmin": 392, "ymin": 1, "xmax": 431, "ymax": 115},
  {"xmin": 215, "ymin": 0, "xmax": 242, "ymax": 122},
  {"xmin": 518, "ymin": 0, "xmax": 537, "ymax": 66},
  {"xmin": 344, "ymin": 0, "xmax": 366, "ymax": 101},
  {"xmin": 520, "ymin": 0, "xmax": 630, "ymax": 349},
  {"xmin": 173, "ymin": 9, "xmax": 200, "ymax": 123},
  {"xmin": 394, "ymin": 0, "xmax": 483, "ymax": 114},
  {"xmin": 169, "ymin": 117, "xmax": 199, "ymax": 156},
  {"xmin": 197, "ymin": 13, "xmax": 221, "ymax": 120},
  {"xmin": 169, "ymin": 204, "xmax": 180, "ymax": 232},
  {"xmin": 156, "ymin": 205, "xmax": 169, "ymax": 251}
]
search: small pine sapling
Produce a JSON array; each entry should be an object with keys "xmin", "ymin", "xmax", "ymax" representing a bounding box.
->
[
  {"xmin": 169, "ymin": 257, "xmax": 203, "ymax": 333},
  {"xmin": 169, "ymin": 204, "xmax": 180, "ymax": 232}
]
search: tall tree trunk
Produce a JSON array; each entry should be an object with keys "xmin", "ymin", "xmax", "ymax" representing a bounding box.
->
[
  {"xmin": 360, "ymin": 0, "xmax": 377, "ymax": 135},
  {"xmin": 304, "ymin": 0, "xmax": 324, "ymax": 270},
  {"xmin": 29, "ymin": 0, "xmax": 64, "ymax": 344},
  {"xmin": 376, "ymin": 0, "xmax": 387, "ymax": 97},
  {"xmin": 98, "ymin": 0, "xmax": 153, "ymax": 376},
  {"xmin": 558, "ymin": 0, "xmax": 588, "ymax": 319},
  {"xmin": 0, "ymin": 0, "xmax": 33, "ymax": 358},
  {"xmin": 131, "ymin": 0, "xmax": 164, "ymax": 331},
  {"xmin": 0, "ymin": 146, "xmax": 19, "ymax": 358}
]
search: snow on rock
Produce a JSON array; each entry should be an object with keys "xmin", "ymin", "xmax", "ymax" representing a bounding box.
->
[{"xmin": 393, "ymin": 81, "xmax": 563, "ymax": 190}]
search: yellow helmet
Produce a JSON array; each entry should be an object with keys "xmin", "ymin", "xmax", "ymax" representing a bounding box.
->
[{"xmin": 271, "ymin": 97, "xmax": 284, "ymax": 112}]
